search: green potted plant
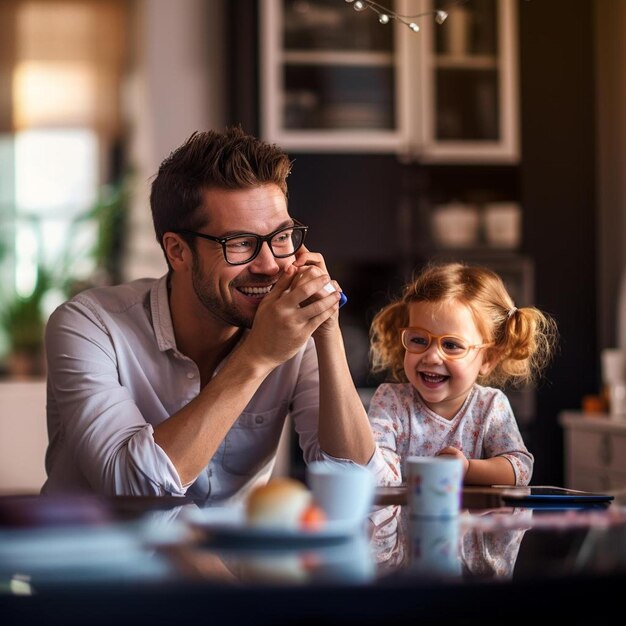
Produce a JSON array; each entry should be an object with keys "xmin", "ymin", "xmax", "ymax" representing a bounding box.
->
[{"xmin": 1, "ymin": 267, "xmax": 50, "ymax": 378}]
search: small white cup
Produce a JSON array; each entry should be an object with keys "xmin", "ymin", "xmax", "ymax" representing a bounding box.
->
[
  {"xmin": 601, "ymin": 348, "xmax": 626, "ymax": 385},
  {"xmin": 608, "ymin": 383, "xmax": 626, "ymax": 417},
  {"xmin": 306, "ymin": 461, "xmax": 376, "ymax": 528},
  {"xmin": 405, "ymin": 456, "xmax": 463, "ymax": 518},
  {"xmin": 410, "ymin": 517, "xmax": 461, "ymax": 577},
  {"xmin": 601, "ymin": 349, "xmax": 626, "ymax": 417},
  {"xmin": 431, "ymin": 203, "xmax": 480, "ymax": 249},
  {"xmin": 483, "ymin": 202, "xmax": 521, "ymax": 249}
]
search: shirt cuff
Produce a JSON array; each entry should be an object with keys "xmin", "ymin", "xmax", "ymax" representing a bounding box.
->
[{"xmin": 128, "ymin": 425, "xmax": 187, "ymax": 496}]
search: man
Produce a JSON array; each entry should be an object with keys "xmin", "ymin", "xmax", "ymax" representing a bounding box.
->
[{"xmin": 43, "ymin": 127, "xmax": 375, "ymax": 500}]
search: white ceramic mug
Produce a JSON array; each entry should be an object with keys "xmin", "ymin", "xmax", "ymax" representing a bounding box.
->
[
  {"xmin": 601, "ymin": 349, "xmax": 626, "ymax": 385},
  {"xmin": 405, "ymin": 456, "xmax": 463, "ymax": 518},
  {"xmin": 306, "ymin": 461, "xmax": 375, "ymax": 527},
  {"xmin": 601, "ymin": 349, "xmax": 626, "ymax": 416},
  {"xmin": 483, "ymin": 202, "xmax": 521, "ymax": 249},
  {"xmin": 431, "ymin": 203, "xmax": 480, "ymax": 249}
]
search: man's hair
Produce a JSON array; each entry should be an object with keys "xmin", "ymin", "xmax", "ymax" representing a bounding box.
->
[{"xmin": 150, "ymin": 126, "xmax": 292, "ymax": 259}]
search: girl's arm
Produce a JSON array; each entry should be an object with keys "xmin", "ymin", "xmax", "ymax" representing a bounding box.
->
[
  {"xmin": 366, "ymin": 385, "xmax": 405, "ymax": 486},
  {"xmin": 477, "ymin": 390, "xmax": 534, "ymax": 486},
  {"xmin": 437, "ymin": 389, "xmax": 534, "ymax": 486},
  {"xmin": 437, "ymin": 446, "xmax": 516, "ymax": 485}
]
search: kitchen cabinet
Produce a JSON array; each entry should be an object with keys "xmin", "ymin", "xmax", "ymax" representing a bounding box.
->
[
  {"xmin": 260, "ymin": 0, "xmax": 406, "ymax": 152},
  {"xmin": 559, "ymin": 412, "xmax": 626, "ymax": 491},
  {"xmin": 417, "ymin": 0, "xmax": 519, "ymax": 162},
  {"xmin": 260, "ymin": 0, "xmax": 518, "ymax": 161}
]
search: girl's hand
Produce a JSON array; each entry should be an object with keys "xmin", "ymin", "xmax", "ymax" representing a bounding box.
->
[{"xmin": 437, "ymin": 446, "xmax": 470, "ymax": 477}]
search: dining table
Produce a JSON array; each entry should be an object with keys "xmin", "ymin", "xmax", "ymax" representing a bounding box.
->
[{"xmin": 1, "ymin": 485, "xmax": 626, "ymax": 625}]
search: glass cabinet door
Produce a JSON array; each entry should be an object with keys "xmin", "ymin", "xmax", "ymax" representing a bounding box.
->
[
  {"xmin": 260, "ymin": 0, "xmax": 518, "ymax": 161},
  {"xmin": 260, "ymin": 0, "xmax": 409, "ymax": 152},
  {"xmin": 415, "ymin": 0, "xmax": 519, "ymax": 162}
]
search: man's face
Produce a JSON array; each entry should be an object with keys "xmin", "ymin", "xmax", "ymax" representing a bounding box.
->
[{"xmin": 189, "ymin": 184, "xmax": 295, "ymax": 329}]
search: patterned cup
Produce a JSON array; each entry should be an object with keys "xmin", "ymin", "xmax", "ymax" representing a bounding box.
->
[{"xmin": 405, "ymin": 456, "xmax": 463, "ymax": 518}]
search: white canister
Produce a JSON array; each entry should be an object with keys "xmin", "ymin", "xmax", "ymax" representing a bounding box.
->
[
  {"xmin": 431, "ymin": 203, "xmax": 480, "ymax": 249},
  {"xmin": 483, "ymin": 202, "xmax": 521, "ymax": 249},
  {"xmin": 601, "ymin": 349, "xmax": 626, "ymax": 417}
]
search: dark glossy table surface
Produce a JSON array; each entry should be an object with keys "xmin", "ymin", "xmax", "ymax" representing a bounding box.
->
[{"xmin": 2, "ymin": 487, "xmax": 626, "ymax": 625}]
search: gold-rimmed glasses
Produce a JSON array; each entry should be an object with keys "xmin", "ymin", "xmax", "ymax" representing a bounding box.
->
[{"xmin": 401, "ymin": 327, "xmax": 493, "ymax": 360}]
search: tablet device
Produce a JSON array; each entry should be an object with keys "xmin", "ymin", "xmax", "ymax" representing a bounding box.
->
[{"xmin": 499, "ymin": 485, "xmax": 614, "ymax": 507}]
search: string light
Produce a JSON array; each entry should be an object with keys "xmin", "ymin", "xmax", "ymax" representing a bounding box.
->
[{"xmin": 344, "ymin": 0, "xmax": 451, "ymax": 33}]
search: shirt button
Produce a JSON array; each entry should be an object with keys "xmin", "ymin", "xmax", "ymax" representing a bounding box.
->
[
  {"xmin": 255, "ymin": 416, "xmax": 264, "ymax": 424},
  {"xmin": 186, "ymin": 372, "xmax": 195, "ymax": 379}
]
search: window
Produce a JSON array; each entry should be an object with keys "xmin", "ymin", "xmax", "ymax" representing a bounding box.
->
[{"xmin": 0, "ymin": 0, "xmax": 128, "ymax": 367}]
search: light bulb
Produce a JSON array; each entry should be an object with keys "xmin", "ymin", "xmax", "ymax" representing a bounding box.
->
[
  {"xmin": 341, "ymin": 1, "xmax": 448, "ymax": 34},
  {"xmin": 435, "ymin": 10, "xmax": 448, "ymax": 24}
]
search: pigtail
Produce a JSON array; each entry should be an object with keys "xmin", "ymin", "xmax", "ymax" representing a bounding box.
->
[
  {"xmin": 483, "ymin": 306, "xmax": 558, "ymax": 388},
  {"xmin": 369, "ymin": 301, "xmax": 409, "ymax": 382}
]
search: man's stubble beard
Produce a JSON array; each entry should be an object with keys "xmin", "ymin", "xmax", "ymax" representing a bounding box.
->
[{"xmin": 191, "ymin": 254, "xmax": 254, "ymax": 329}]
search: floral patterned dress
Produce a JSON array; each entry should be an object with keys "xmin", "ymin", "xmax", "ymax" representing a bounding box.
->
[{"xmin": 368, "ymin": 383, "xmax": 533, "ymax": 486}]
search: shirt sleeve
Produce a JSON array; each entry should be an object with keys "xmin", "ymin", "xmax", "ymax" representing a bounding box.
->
[
  {"xmin": 481, "ymin": 391, "xmax": 534, "ymax": 486},
  {"xmin": 45, "ymin": 300, "xmax": 186, "ymax": 496},
  {"xmin": 366, "ymin": 385, "xmax": 404, "ymax": 486}
]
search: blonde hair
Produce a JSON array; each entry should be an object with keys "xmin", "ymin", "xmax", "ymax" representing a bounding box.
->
[{"xmin": 369, "ymin": 262, "xmax": 558, "ymax": 388}]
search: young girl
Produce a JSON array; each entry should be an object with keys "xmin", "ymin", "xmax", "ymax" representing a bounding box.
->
[{"xmin": 368, "ymin": 262, "xmax": 557, "ymax": 487}]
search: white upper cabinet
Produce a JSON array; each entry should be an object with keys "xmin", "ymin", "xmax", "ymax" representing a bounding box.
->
[
  {"xmin": 260, "ymin": 0, "xmax": 519, "ymax": 162},
  {"xmin": 260, "ymin": 0, "xmax": 410, "ymax": 152},
  {"xmin": 416, "ymin": 0, "xmax": 519, "ymax": 162}
]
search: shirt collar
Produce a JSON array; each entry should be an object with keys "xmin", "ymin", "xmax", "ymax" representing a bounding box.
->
[{"xmin": 150, "ymin": 274, "xmax": 177, "ymax": 352}]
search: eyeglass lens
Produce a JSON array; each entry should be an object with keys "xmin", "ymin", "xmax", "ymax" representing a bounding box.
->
[
  {"xmin": 402, "ymin": 329, "xmax": 470, "ymax": 358},
  {"xmin": 224, "ymin": 226, "xmax": 305, "ymax": 264}
]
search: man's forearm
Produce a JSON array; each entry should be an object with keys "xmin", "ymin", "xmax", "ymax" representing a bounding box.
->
[
  {"xmin": 153, "ymin": 352, "xmax": 273, "ymax": 486},
  {"xmin": 315, "ymin": 325, "xmax": 375, "ymax": 464}
]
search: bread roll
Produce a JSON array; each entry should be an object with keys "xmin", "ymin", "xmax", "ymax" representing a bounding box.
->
[{"xmin": 246, "ymin": 478, "xmax": 314, "ymax": 529}]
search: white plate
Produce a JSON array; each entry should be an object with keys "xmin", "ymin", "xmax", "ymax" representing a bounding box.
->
[{"xmin": 184, "ymin": 506, "xmax": 360, "ymax": 547}]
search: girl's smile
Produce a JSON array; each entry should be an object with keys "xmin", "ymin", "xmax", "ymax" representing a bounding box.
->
[{"xmin": 404, "ymin": 299, "xmax": 493, "ymax": 419}]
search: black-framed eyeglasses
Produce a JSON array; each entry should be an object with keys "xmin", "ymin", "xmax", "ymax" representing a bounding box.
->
[{"xmin": 175, "ymin": 220, "xmax": 308, "ymax": 266}]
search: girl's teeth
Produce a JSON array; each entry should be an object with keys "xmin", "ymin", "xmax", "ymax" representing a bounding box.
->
[{"xmin": 421, "ymin": 373, "xmax": 447, "ymax": 383}]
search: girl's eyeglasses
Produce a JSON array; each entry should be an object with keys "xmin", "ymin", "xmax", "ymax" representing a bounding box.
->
[{"xmin": 401, "ymin": 327, "xmax": 493, "ymax": 360}]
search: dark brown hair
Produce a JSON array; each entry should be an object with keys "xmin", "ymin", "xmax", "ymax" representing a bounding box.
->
[{"xmin": 150, "ymin": 126, "xmax": 292, "ymax": 263}]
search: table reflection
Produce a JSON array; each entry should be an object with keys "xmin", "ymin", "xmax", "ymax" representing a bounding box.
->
[
  {"xmin": 168, "ymin": 502, "xmax": 375, "ymax": 585},
  {"xmin": 4, "ymin": 494, "xmax": 626, "ymax": 624},
  {"xmin": 369, "ymin": 504, "xmax": 533, "ymax": 581},
  {"xmin": 164, "ymin": 502, "xmax": 534, "ymax": 586},
  {"xmin": 171, "ymin": 533, "xmax": 374, "ymax": 586},
  {"xmin": 3, "ymin": 493, "xmax": 626, "ymax": 592}
]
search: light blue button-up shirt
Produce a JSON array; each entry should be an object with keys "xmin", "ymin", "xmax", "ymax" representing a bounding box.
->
[{"xmin": 43, "ymin": 275, "xmax": 332, "ymax": 502}]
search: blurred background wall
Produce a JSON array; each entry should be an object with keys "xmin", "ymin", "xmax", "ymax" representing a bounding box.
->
[{"xmin": 0, "ymin": 0, "xmax": 625, "ymax": 486}]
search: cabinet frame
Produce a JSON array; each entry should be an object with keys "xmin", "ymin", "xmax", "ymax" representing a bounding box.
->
[
  {"xmin": 415, "ymin": 0, "xmax": 519, "ymax": 163},
  {"xmin": 260, "ymin": 0, "xmax": 518, "ymax": 161},
  {"xmin": 260, "ymin": 0, "xmax": 411, "ymax": 152}
]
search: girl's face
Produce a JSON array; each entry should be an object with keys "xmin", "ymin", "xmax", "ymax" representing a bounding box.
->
[{"xmin": 404, "ymin": 300, "xmax": 493, "ymax": 420}]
